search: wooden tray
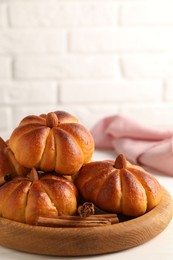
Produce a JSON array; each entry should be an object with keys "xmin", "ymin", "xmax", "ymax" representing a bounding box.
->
[{"xmin": 0, "ymin": 186, "xmax": 172, "ymax": 256}]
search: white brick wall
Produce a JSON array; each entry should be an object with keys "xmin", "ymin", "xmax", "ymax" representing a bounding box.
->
[
  {"xmin": 1, "ymin": 0, "xmax": 173, "ymax": 140},
  {"xmin": 8, "ymin": 1, "xmax": 118, "ymax": 27},
  {"xmin": 60, "ymin": 79, "xmax": 163, "ymax": 103},
  {"xmin": 0, "ymin": 29, "xmax": 67, "ymax": 54},
  {"xmin": 0, "ymin": 81, "xmax": 58, "ymax": 104},
  {"xmin": 69, "ymin": 28, "xmax": 173, "ymax": 52},
  {"xmin": 122, "ymin": 54, "xmax": 173, "ymax": 78},
  {"xmin": 14, "ymin": 55, "xmax": 120, "ymax": 79},
  {"xmin": 120, "ymin": 1, "xmax": 173, "ymax": 26},
  {"xmin": 165, "ymin": 80, "xmax": 173, "ymax": 101},
  {"xmin": 0, "ymin": 57, "xmax": 11, "ymax": 79},
  {"xmin": 0, "ymin": 4, "xmax": 7, "ymax": 28}
]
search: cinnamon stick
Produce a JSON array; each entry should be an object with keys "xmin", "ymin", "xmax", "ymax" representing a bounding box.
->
[
  {"xmin": 36, "ymin": 216, "xmax": 111, "ymax": 227},
  {"xmin": 36, "ymin": 214, "xmax": 119, "ymax": 228}
]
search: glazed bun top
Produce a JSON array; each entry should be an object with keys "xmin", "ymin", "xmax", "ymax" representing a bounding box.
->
[
  {"xmin": 9, "ymin": 111, "xmax": 94, "ymax": 175},
  {"xmin": 75, "ymin": 154, "xmax": 162, "ymax": 217}
]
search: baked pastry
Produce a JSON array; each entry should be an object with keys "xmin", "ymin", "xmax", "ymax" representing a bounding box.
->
[
  {"xmin": 9, "ymin": 111, "xmax": 94, "ymax": 175},
  {"xmin": 0, "ymin": 137, "xmax": 29, "ymax": 186},
  {"xmin": 0, "ymin": 169, "xmax": 78, "ymax": 225},
  {"xmin": 75, "ymin": 154, "xmax": 162, "ymax": 217}
]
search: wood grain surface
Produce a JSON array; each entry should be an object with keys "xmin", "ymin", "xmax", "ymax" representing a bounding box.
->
[{"xmin": 0, "ymin": 186, "xmax": 172, "ymax": 256}]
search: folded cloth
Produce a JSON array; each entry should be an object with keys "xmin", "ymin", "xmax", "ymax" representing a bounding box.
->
[{"xmin": 91, "ymin": 115, "xmax": 173, "ymax": 176}]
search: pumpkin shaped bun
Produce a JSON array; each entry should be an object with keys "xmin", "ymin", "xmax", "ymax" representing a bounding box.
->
[
  {"xmin": 0, "ymin": 137, "xmax": 29, "ymax": 186},
  {"xmin": 0, "ymin": 169, "xmax": 78, "ymax": 225},
  {"xmin": 9, "ymin": 111, "xmax": 94, "ymax": 175},
  {"xmin": 75, "ymin": 154, "xmax": 162, "ymax": 217}
]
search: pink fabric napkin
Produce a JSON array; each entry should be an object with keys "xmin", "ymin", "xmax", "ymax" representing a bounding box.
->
[{"xmin": 91, "ymin": 115, "xmax": 173, "ymax": 176}]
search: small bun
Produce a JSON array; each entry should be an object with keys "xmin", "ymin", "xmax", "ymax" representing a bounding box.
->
[
  {"xmin": 0, "ymin": 137, "xmax": 29, "ymax": 185},
  {"xmin": 9, "ymin": 111, "xmax": 94, "ymax": 175},
  {"xmin": 75, "ymin": 154, "xmax": 162, "ymax": 217},
  {"xmin": 0, "ymin": 169, "xmax": 78, "ymax": 225}
]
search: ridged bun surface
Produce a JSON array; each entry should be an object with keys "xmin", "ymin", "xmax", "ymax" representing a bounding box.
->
[
  {"xmin": 75, "ymin": 154, "xmax": 162, "ymax": 217},
  {"xmin": 9, "ymin": 111, "xmax": 94, "ymax": 175},
  {"xmin": 0, "ymin": 137, "xmax": 29, "ymax": 185},
  {"xmin": 0, "ymin": 170, "xmax": 78, "ymax": 225}
]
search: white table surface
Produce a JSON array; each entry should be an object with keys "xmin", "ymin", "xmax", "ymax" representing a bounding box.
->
[{"xmin": 0, "ymin": 149, "xmax": 173, "ymax": 260}]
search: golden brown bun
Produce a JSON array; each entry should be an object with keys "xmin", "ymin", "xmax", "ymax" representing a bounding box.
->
[
  {"xmin": 75, "ymin": 154, "xmax": 162, "ymax": 217},
  {"xmin": 9, "ymin": 111, "xmax": 94, "ymax": 175},
  {"xmin": 0, "ymin": 169, "xmax": 78, "ymax": 225},
  {"xmin": 0, "ymin": 137, "xmax": 30, "ymax": 185}
]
